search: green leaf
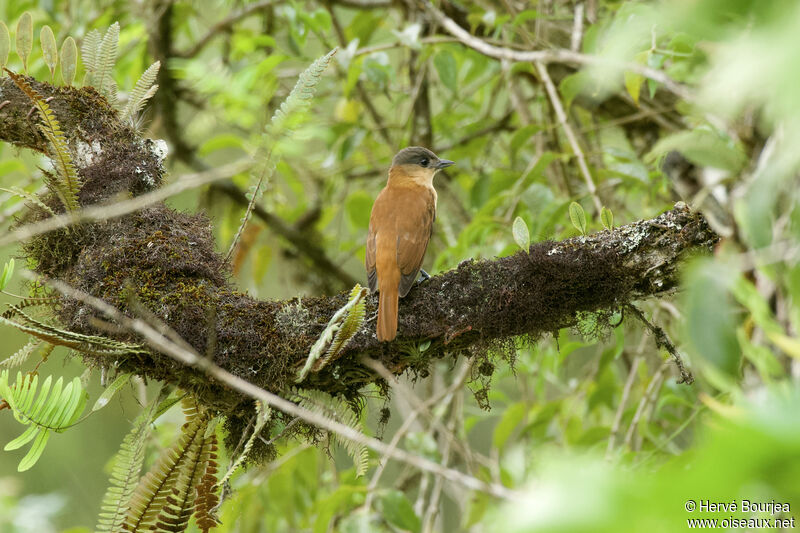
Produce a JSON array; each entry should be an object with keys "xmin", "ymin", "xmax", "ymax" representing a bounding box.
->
[
  {"xmin": 346, "ymin": 190, "xmax": 373, "ymax": 229},
  {"xmin": 379, "ymin": 490, "xmax": 421, "ymax": 533},
  {"xmin": 433, "ymin": 50, "xmax": 458, "ymax": 93},
  {"xmin": 40, "ymin": 25, "xmax": 57, "ymax": 80},
  {"xmin": 493, "ymin": 402, "xmax": 527, "ymax": 450},
  {"xmin": 18, "ymin": 429, "xmax": 50, "ymax": 472},
  {"xmin": 16, "ymin": 12, "xmax": 33, "ymax": 74},
  {"xmin": 600, "ymin": 206, "xmax": 614, "ymax": 230},
  {"xmin": 624, "ymin": 71, "xmax": 644, "ymax": 105},
  {"xmin": 0, "ymin": 22, "xmax": 9, "ymax": 73},
  {"xmin": 683, "ymin": 261, "xmax": 740, "ymax": 378},
  {"xmin": 512, "ymin": 216, "xmax": 530, "ymax": 250},
  {"xmin": 559, "ymin": 71, "xmax": 590, "ymax": 110},
  {"xmin": 646, "ymin": 127, "xmax": 747, "ymax": 172},
  {"xmin": 510, "ymin": 124, "xmax": 544, "ymax": 157},
  {"xmin": 93, "ymin": 372, "xmax": 132, "ymax": 411},
  {"xmin": 569, "ymin": 201, "xmax": 587, "ymax": 235},
  {"xmin": 59, "ymin": 36, "xmax": 77, "ymax": 86},
  {"xmin": 624, "ymin": 51, "xmax": 649, "ymax": 105},
  {"xmin": 0, "ymin": 257, "xmax": 15, "ymax": 290}
]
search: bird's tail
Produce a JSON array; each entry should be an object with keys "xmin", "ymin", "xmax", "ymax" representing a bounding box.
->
[{"xmin": 377, "ymin": 274, "xmax": 399, "ymax": 342}]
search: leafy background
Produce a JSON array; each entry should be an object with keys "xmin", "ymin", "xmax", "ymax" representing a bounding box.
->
[{"xmin": 0, "ymin": 0, "xmax": 799, "ymax": 531}]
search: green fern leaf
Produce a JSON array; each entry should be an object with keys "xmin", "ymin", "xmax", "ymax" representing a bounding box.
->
[
  {"xmin": 81, "ymin": 29, "xmax": 101, "ymax": 83},
  {"xmin": 225, "ymin": 48, "xmax": 337, "ymax": 262},
  {"xmin": 291, "ymin": 388, "xmax": 368, "ymax": 477},
  {"xmin": 5, "ymin": 70, "xmax": 82, "ymax": 211},
  {"xmin": 1, "ymin": 303, "xmax": 147, "ymax": 357},
  {"xmin": 0, "ymin": 370, "xmax": 87, "ymax": 471},
  {"xmin": 324, "ymin": 285, "xmax": 367, "ymax": 363},
  {"xmin": 0, "ymin": 186, "xmax": 56, "ymax": 216},
  {"xmin": 296, "ymin": 284, "xmax": 366, "ymax": 383},
  {"xmin": 95, "ymin": 388, "xmax": 161, "ymax": 533},
  {"xmin": 120, "ymin": 60, "xmax": 160, "ymax": 122},
  {"xmin": 151, "ymin": 426, "xmax": 215, "ymax": 533},
  {"xmin": 91, "ymin": 22, "xmax": 119, "ymax": 100},
  {"xmin": 0, "ymin": 339, "xmax": 39, "ymax": 368},
  {"xmin": 124, "ymin": 407, "xmax": 208, "ymax": 531},
  {"xmin": 217, "ymin": 400, "xmax": 270, "ymax": 487}
]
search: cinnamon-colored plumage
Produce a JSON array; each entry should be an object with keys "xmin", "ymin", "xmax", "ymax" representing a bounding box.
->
[{"xmin": 366, "ymin": 147, "xmax": 454, "ymax": 341}]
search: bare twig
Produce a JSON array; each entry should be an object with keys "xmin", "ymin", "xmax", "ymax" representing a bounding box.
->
[
  {"xmin": 419, "ymin": 0, "xmax": 691, "ymax": 101},
  {"xmin": 626, "ymin": 304, "xmax": 693, "ymax": 384},
  {"xmin": 178, "ymin": 0, "xmax": 276, "ymax": 58},
  {"xmin": 0, "ymin": 159, "xmax": 252, "ymax": 248},
  {"xmin": 605, "ymin": 355, "xmax": 642, "ymax": 459},
  {"xmin": 623, "ymin": 362, "xmax": 667, "ymax": 449},
  {"xmin": 362, "ymin": 358, "xmax": 475, "ymax": 510},
  {"xmin": 571, "ymin": 3, "xmax": 585, "ymax": 52},
  {"xmin": 535, "ymin": 61, "xmax": 603, "ymax": 214},
  {"xmin": 34, "ymin": 272, "xmax": 520, "ymax": 501}
]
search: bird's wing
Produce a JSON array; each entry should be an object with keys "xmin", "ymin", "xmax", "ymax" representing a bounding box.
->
[
  {"xmin": 366, "ymin": 219, "xmax": 378, "ymax": 292},
  {"xmin": 396, "ymin": 188, "xmax": 435, "ymax": 297}
]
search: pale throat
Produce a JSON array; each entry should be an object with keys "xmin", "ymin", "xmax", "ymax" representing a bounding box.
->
[{"xmin": 387, "ymin": 164, "xmax": 438, "ymax": 188}]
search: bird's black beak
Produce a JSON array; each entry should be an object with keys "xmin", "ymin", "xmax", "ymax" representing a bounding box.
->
[{"xmin": 436, "ymin": 159, "xmax": 455, "ymax": 169}]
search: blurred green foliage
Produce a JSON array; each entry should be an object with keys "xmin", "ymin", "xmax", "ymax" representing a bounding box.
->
[{"xmin": 0, "ymin": 0, "xmax": 798, "ymax": 531}]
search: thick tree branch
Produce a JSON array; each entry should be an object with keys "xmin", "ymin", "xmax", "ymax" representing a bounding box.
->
[{"xmin": 0, "ymin": 77, "xmax": 717, "ymax": 426}]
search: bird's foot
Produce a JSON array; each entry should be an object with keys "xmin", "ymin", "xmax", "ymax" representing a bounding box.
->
[{"xmin": 416, "ymin": 269, "xmax": 431, "ymax": 285}]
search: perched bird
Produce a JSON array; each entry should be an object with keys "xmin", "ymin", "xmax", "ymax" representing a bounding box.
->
[{"xmin": 365, "ymin": 147, "xmax": 454, "ymax": 341}]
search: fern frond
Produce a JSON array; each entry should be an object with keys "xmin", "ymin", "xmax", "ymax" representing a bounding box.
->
[
  {"xmin": 1, "ymin": 304, "xmax": 147, "ymax": 357},
  {"xmin": 151, "ymin": 425, "xmax": 217, "ymax": 533},
  {"xmin": 0, "ymin": 369, "xmax": 87, "ymax": 471},
  {"xmin": 95, "ymin": 388, "xmax": 161, "ymax": 532},
  {"xmin": 120, "ymin": 61, "xmax": 160, "ymax": 121},
  {"xmin": 0, "ymin": 186, "xmax": 56, "ymax": 216},
  {"xmin": 124, "ymin": 409, "xmax": 208, "ymax": 531},
  {"xmin": 0, "ymin": 339, "xmax": 40, "ymax": 368},
  {"xmin": 291, "ymin": 388, "xmax": 368, "ymax": 477},
  {"xmin": 5, "ymin": 70, "xmax": 82, "ymax": 211},
  {"xmin": 194, "ymin": 432, "xmax": 220, "ymax": 533},
  {"xmin": 89, "ymin": 22, "xmax": 119, "ymax": 100},
  {"xmin": 81, "ymin": 29, "xmax": 101, "ymax": 83},
  {"xmin": 217, "ymin": 400, "xmax": 270, "ymax": 488},
  {"xmin": 323, "ymin": 285, "xmax": 367, "ymax": 364},
  {"xmin": 224, "ymin": 48, "xmax": 337, "ymax": 263},
  {"xmin": 296, "ymin": 284, "xmax": 367, "ymax": 383}
]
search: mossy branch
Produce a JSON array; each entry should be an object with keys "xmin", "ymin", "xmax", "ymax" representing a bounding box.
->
[{"xmin": 0, "ymin": 74, "xmax": 718, "ymax": 450}]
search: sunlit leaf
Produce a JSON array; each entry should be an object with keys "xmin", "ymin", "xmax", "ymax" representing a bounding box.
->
[
  {"xmin": 512, "ymin": 216, "xmax": 530, "ymax": 251},
  {"xmin": 569, "ymin": 201, "xmax": 587, "ymax": 235},
  {"xmin": 15, "ymin": 12, "xmax": 33, "ymax": 74},
  {"xmin": 40, "ymin": 25, "xmax": 58, "ymax": 80},
  {"xmin": 59, "ymin": 36, "xmax": 77, "ymax": 86}
]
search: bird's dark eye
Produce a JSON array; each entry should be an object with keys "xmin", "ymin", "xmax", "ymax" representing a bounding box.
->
[{"xmin": 420, "ymin": 158, "xmax": 429, "ymax": 167}]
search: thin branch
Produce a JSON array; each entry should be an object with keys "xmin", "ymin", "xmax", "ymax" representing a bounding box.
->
[
  {"xmin": 571, "ymin": 3, "xmax": 585, "ymax": 52},
  {"xmin": 0, "ymin": 159, "xmax": 252, "ymax": 248},
  {"xmin": 627, "ymin": 304, "xmax": 693, "ymax": 384},
  {"xmin": 623, "ymin": 362, "xmax": 667, "ymax": 449},
  {"xmin": 535, "ymin": 61, "xmax": 603, "ymax": 214},
  {"xmin": 419, "ymin": 0, "xmax": 692, "ymax": 101},
  {"xmin": 177, "ymin": 0, "xmax": 276, "ymax": 58},
  {"xmin": 363, "ymin": 358, "xmax": 474, "ymax": 511},
  {"xmin": 210, "ymin": 181, "xmax": 359, "ymax": 288},
  {"xmin": 33, "ymin": 272, "xmax": 520, "ymax": 501},
  {"xmin": 605, "ymin": 355, "xmax": 641, "ymax": 459}
]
